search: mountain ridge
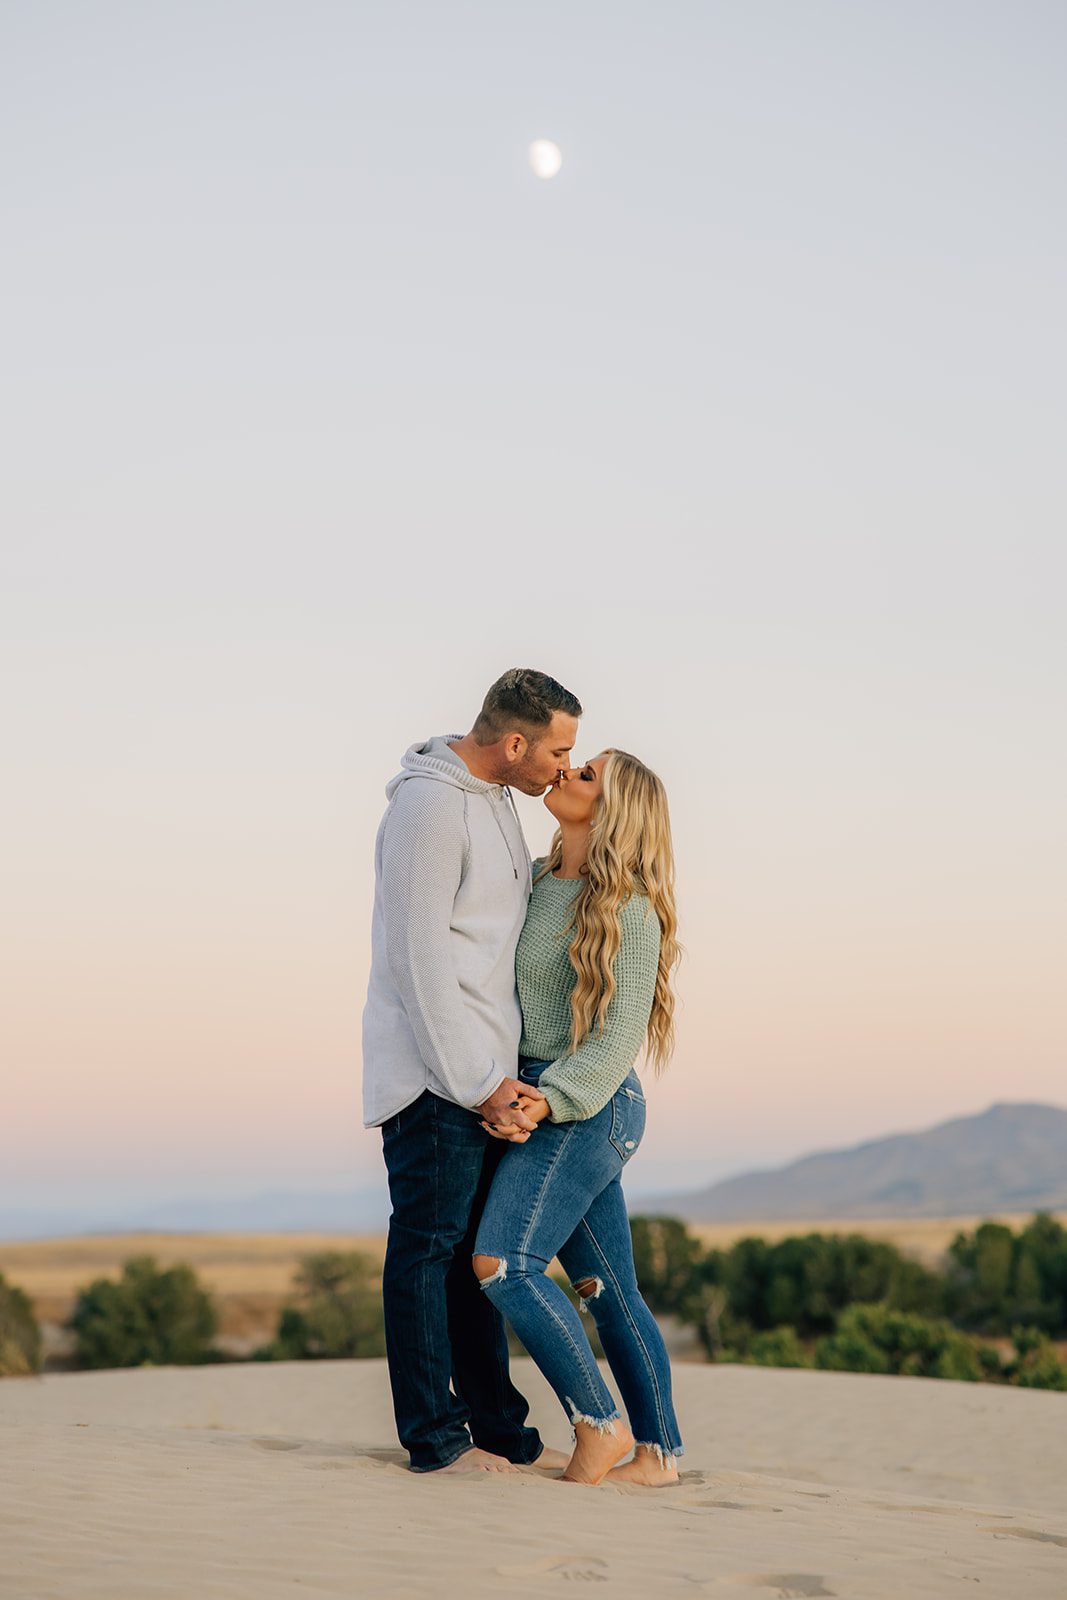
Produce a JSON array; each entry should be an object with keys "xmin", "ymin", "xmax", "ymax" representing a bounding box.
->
[{"xmin": 639, "ymin": 1101, "xmax": 1067, "ymax": 1222}]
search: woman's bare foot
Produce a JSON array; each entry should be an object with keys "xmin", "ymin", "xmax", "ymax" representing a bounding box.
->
[
  {"xmin": 427, "ymin": 1447, "xmax": 518, "ymax": 1475},
  {"xmin": 532, "ymin": 1446, "xmax": 571, "ymax": 1471},
  {"xmin": 605, "ymin": 1444, "xmax": 679, "ymax": 1487},
  {"xmin": 561, "ymin": 1420, "xmax": 635, "ymax": 1485}
]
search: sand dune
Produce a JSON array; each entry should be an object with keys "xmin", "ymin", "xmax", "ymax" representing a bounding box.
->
[{"xmin": 3, "ymin": 1358, "xmax": 1065, "ymax": 1599}]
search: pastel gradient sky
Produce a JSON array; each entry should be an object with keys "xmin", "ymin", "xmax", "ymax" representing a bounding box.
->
[{"xmin": 2, "ymin": 3, "xmax": 1064, "ymax": 1215}]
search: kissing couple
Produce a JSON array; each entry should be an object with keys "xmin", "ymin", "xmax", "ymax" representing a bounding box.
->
[{"xmin": 361, "ymin": 668, "xmax": 683, "ymax": 1485}]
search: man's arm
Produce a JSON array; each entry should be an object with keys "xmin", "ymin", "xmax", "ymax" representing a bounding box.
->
[{"xmin": 380, "ymin": 780, "xmax": 542, "ymax": 1130}]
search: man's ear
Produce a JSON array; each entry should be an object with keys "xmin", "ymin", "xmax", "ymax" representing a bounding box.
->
[{"xmin": 502, "ymin": 733, "xmax": 528, "ymax": 764}]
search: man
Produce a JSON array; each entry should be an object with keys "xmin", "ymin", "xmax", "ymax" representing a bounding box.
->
[{"xmin": 362, "ymin": 667, "xmax": 583, "ymax": 1474}]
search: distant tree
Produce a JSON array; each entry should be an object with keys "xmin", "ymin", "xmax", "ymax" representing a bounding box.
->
[
  {"xmin": 0, "ymin": 1274, "xmax": 43, "ymax": 1377},
  {"xmin": 678, "ymin": 1267, "xmax": 732, "ymax": 1360},
  {"xmin": 946, "ymin": 1214, "xmax": 1067, "ymax": 1335},
  {"xmin": 626, "ymin": 1213, "xmax": 1067, "ymax": 1387},
  {"xmin": 629, "ymin": 1217, "xmax": 705, "ymax": 1312},
  {"xmin": 69, "ymin": 1256, "xmax": 218, "ymax": 1369},
  {"xmin": 720, "ymin": 1236, "xmax": 774, "ymax": 1331},
  {"xmin": 258, "ymin": 1251, "xmax": 385, "ymax": 1360},
  {"xmin": 714, "ymin": 1232, "xmax": 945, "ymax": 1339},
  {"xmin": 767, "ymin": 1233, "xmax": 944, "ymax": 1335}
]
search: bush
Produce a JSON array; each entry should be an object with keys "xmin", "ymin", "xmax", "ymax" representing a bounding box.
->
[
  {"xmin": 69, "ymin": 1256, "xmax": 218, "ymax": 1369},
  {"xmin": 814, "ymin": 1304, "xmax": 988, "ymax": 1382},
  {"xmin": 257, "ymin": 1252, "xmax": 385, "ymax": 1360},
  {"xmin": 0, "ymin": 1274, "xmax": 43, "ymax": 1376},
  {"xmin": 813, "ymin": 1325, "xmax": 891, "ymax": 1375},
  {"xmin": 745, "ymin": 1326, "xmax": 809, "ymax": 1368},
  {"xmin": 1006, "ymin": 1325, "xmax": 1067, "ymax": 1391}
]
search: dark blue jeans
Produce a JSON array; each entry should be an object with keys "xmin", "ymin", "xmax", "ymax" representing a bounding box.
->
[{"xmin": 380, "ymin": 1089, "xmax": 545, "ymax": 1472}]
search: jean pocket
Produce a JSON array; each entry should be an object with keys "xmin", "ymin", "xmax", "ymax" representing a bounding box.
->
[{"xmin": 609, "ymin": 1084, "xmax": 647, "ymax": 1161}]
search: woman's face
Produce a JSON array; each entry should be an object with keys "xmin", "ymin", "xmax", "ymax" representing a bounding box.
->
[{"xmin": 543, "ymin": 753, "xmax": 609, "ymax": 826}]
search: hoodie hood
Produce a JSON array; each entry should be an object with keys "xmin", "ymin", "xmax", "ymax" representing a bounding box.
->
[
  {"xmin": 385, "ymin": 735, "xmax": 504, "ymax": 800},
  {"xmin": 385, "ymin": 734, "xmax": 530, "ymax": 885}
]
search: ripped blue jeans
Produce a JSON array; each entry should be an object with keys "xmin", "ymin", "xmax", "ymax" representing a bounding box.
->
[{"xmin": 473, "ymin": 1059, "xmax": 683, "ymax": 1463}]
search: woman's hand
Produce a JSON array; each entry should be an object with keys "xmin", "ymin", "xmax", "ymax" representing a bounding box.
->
[{"xmin": 480, "ymin": 1094, "xmax": 551, "ymax": 1141}]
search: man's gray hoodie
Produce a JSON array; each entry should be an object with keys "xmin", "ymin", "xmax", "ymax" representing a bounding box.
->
[{"xmin": 361, "ymin": 735, "xmax": 533, "ymax": 1127}]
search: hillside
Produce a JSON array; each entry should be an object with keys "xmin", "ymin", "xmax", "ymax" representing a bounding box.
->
[{"xmin": 645, "ymin": 1102, "xmax": 1067, "ymax": 1221}]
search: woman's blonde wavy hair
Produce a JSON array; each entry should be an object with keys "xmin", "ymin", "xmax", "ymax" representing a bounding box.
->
[{"xmin": 534, "ymin": 749, "xmax": 680, "ymax": 1072}]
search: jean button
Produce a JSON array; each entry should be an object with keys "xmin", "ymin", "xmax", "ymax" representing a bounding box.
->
[{"xmin": 624, "ymin": 1140, "xmax": 635, "ymax": 1149}]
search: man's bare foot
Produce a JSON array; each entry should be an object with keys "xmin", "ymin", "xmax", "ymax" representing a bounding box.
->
[
  {"xmin": 606, "ymin": 1445, "xmax": 679, "ymax": 1487},
  {"xmin": 426, "ymin": 1447, "xmax": 518, "ymax": 1475},
  {"xmin": 531, "ymin": 1446, "xmax": 570, "ymax": 1471},
  {"xmin": 561, "ymin": 1420, "xmax": 635, "ymax": 1486}
]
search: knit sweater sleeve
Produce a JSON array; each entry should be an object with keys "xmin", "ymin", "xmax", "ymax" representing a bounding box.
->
[{"xmin": 537, "ymin": 897, "xmax": 661, "ymax": 1123}]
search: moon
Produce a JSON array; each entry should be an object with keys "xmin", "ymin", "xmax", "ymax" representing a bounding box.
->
[{"xmin": 529, "ymin": 139, "xmax": 563, "ymax": 180}]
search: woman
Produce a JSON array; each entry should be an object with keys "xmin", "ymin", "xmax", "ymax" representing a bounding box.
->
[{"xmin": 472, "ymin": 748, "xmax": 683, "ymax": 1486}]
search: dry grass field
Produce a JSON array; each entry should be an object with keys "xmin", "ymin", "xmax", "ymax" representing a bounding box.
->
[
  {"xmin": 0, "ymin": 1231, "xmax": 388, "ymax": 1350},
  {"xmin": 687, "ymin": 1212, "xmax": 1066, "ymax": 1264},
  {"xmin": 4, "ymin": 1212, "xmax": 1061, "ymax": 1355}
]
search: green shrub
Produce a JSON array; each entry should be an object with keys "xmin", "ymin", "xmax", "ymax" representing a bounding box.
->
[
  {"xmin": 813, "ymin": 1326, "xmax": 891, "ymax": 1375},
  {"xmin": 814, "ymin": 1304, "xmax": 987, "ymax": 1381},
  {"xmin": 257, "ymin": 1252, "xmax": 385, "ymax": 1360},
  {"xmin": 69, "ymin": 1256, "xmax": 218, "ymax": 1369},
  {"xmin": 1006, "ymin": 1325, "xmax": 1067, "ymax": 1391},
  {"xmin": 746, "ymin": 1326, "xmax": 809, "ymax": 1367},
  {"xmin": 0, "ymin": 1274, "xmax": 43, "ymax": 1376}
]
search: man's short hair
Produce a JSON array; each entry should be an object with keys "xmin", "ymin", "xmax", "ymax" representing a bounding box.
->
[{"xmin": 472, "ymin": 668, "xmax": 582, "ymax": 745}]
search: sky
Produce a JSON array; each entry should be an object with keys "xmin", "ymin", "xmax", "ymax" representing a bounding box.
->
[{"xmin": 2, "ymin": 2, "xmax": 1064, "ymax": 1219}]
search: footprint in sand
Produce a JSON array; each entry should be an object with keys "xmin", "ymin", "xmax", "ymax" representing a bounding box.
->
[
  {"xmin": 252, "ymin": 1437, "xmax": 303, "ymax": 1451},
  {"xmin": 724, "ymin": 1577, "xmax": 834, "ymax": 1599},
  {"xmin": 352, "ymin": 1448, "xmax": 408, "ymax": 1469},
  {"xmin": 989, "ymin": 1527, "xmax": 1067, "ymax": 1548},
  {"xmin": 496, "ymin": 1554, "xmax": 609, "ymax": 1582},
  {"xmin": 694, "ymin": 1500, "xmax": 784, "ymax": 1514},
  {"xmin": 883, "ymin": 1504, "xmax": 1005, "ymax": 1520}
]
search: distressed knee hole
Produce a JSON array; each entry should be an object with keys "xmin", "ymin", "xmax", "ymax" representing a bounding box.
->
[
  {"xmin": 473, "ymin": 1254, "xmax": 507, "ymax": 1286},
  {"xmin": 573, "ymin": 1276, "xmax": 605, "ymax": 1312}
]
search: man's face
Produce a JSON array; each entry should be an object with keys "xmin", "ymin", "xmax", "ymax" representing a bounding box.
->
[{"xmin": 509, "ymin": 712, "xmax": 580, "ymax": 796}]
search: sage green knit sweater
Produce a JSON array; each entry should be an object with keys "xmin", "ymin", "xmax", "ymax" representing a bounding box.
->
[{"xmin": 517, "ymin": 863, "xmax": 662, "ymax": 1123}]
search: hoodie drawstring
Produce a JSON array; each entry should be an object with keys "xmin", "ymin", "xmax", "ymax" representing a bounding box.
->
[{"xmin": 493, "ymin": 790, "xmax": 520, "ymax": 879}]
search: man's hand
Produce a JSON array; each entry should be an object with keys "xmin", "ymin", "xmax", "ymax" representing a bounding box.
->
[
  {"xmin": 476, "ymin": 1078, "xmax": 546, "ymax": 1137},
  {"xmin": 479, "ymin": 1090, "xmax": 552, "ymax": 1142}
]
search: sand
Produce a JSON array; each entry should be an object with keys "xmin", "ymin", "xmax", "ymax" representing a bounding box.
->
[{"xmin": 2, "ymin": 1358, "xmax": 1065, "ymax": 1600}]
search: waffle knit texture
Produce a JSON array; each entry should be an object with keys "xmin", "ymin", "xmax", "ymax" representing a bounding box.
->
[
  {"xmin": 518, "ymin": 863, "xmax": 662, "ymax": 1122},
  {"xmin": 361, "ymin": 735, "xmax": 532, "ymax": 1127}
]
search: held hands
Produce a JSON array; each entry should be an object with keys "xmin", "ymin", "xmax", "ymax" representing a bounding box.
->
[
  {"xmin": 481, "ymin": 1096, "xmax": 551, "ymax": 1142},
  {"xmin": 475, "ymin": 1077, "xmax": 551, "ymax": 1143}
]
